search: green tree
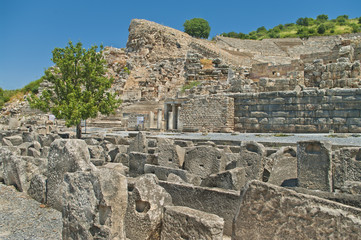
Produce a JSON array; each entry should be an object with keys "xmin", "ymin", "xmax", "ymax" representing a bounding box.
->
[
  {"xmin": 358, "ymin": 17, "xmax": 361, "ymax": 24},
  {"xmin": 183, "ymin": 18, "xmax": 211, "ymax": 39},
  {"xmin": 29, "ymin": 41, "xmax": 120, "ymax": 138},
  {"xmin": 317, "ymin": 24, "xmax": 326, "ymax": 34},
  {"xmin": 316, "ymin": 14, "xmax": 328, "ymax": 22}
]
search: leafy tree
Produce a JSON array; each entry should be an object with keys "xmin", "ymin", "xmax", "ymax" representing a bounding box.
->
[
  {"xmin": 257, "ymin": 26, "xmax": 267, "ymax": 33},
  {"xmin": 359, "ymin": 17, "xmax": 361, "ymax": 24},
  {"xmin": 351, "ymin": 24, "xmax": 360, "ymax": 33},
  {"xmin": 316, "ymin": 14, "xmax": 328, "ymax": 22},
  {"xmin": 183, "ymin": 18, "xmax": 211, "ymax": 39},
  {"xmin": 317, "ymin": 24, "xmax": 326, "ymax": 34},
  {"xmin": 296, "ymin": 17, "xmax": 313, "ymax": 26},
  {"xmin": 336, "ymin": 15, "xmax": 347, "ymax": 25},
  {"xmin": 29, "ymin": 41, "xmax": 120, "ymax": 138}
]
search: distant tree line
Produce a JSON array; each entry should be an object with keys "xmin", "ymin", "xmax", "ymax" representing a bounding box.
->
[{"xmin": 220, "ymin": 14, "xmax": 361, "ymax": 40}]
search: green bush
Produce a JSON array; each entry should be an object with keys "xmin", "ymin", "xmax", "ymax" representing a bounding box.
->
[
  {"xmin": 359, "ymin": 17, "xmax": 361, "ymax": 24},
  {"xmin": 317, "ymin": 24, "xmax": 326, "ymax": 34}
]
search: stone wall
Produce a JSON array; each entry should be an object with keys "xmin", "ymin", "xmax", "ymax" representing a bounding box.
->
[
  {"xmin": 179, "ymin": 96, "xmax": 234, "ymax": 132},
  {"xmin": 232, "ymin": 88, "xmax": 361, "ymax": 133},
  {"xmin": 304, "ymin": 58, "xmax": 361, "ymax": 88}
]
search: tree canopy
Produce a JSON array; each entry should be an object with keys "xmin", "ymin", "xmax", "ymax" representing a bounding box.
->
[
  {"xmin": 183, "ymin": 18, "xmax": 211, "ymax": 39},
  {"xmin": 29, "ymin": 41, "xmax": 120, "ymax": 138}
]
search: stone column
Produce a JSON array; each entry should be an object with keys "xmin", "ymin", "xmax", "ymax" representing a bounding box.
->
[
  {"xmin": 177, "ymin": 107, "xmax": 182, "ymax": 131},
  {"xmin": 168, "ymin": 112, "xmax": 174, "ymax": 130},
  {"xmin": 172, "ymin": 104, "xmax": 177, "ymax": 130},
  {"xmin": 157, "ymin": 109, "xmax": 162, "ymax": 129},
  {"xmin": 149, "ymin": 111, "xmax": 154, "ymax": 129}
]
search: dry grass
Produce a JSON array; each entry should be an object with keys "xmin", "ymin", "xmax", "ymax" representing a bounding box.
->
[
  {"xmin": 9, "ymin": 92, "xmax": 25, "ymax": 102},
  {"xmin": 200, "ymin": 59, "xmax": 213, "ymax": 69}
]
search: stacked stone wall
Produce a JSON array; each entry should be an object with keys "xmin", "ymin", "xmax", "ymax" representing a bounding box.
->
[
  {"xmin": 179, "ymin": 96, "xmax": 234, "ymax": 132},
  {"xmin": 233, "ymin": 88, "xmax": 361, "ymax": 133}
]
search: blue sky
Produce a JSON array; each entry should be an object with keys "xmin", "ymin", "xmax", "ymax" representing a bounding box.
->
[{"xmin": 1, "ymin": 0, "xmax": 361, "ymax": 90}]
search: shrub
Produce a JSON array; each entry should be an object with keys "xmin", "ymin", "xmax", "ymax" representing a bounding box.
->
[
  {"xmin": 181, "ymin": 81, "xmax": 200, "ymax": 92},
  {"xmin": 359, "ymin": 17, "xmax": 361, "ymax": 24},
  {"xmin": 317, "ymin": 24, "xmax": 326, "ymax": 34}
]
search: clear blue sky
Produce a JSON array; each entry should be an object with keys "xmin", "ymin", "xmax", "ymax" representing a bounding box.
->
[{"xmin": 1, "ymin": 0, "xmax": 360, "ymax": 90}]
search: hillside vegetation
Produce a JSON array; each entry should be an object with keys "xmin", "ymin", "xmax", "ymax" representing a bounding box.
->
[
  {"xmin": 220, "ymin": 15, "xmax": 361, "ymax": 40},
  {"xmin": 0, "ymin": 77, "xmax": 44, "ymax": 109}
]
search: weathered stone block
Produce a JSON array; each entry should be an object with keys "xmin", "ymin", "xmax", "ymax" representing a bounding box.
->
[
  {"xmin": 161, "ymin": 206, "xmax": 224, "ymax": 240},
  {"xmin": 144, "ymin": 164, "xmax": 201, "ymax": 185},
  {"xmin": 237, "ymin": 141, "xmax": 266, "ymax": 181},
  {"xmin": 128, "ymin": 131, "xmax": 148, "ymax": 153},
  {"xmin": 201, "ymin": 167, "xmax": 246, "ymax": 191},
  {"xmin": 184, "ymin": 146, "xmax": 226, "ymax": 178},
  {"xmin": 47, "ymin": 139, "xmax": 94, "ymax": 211},
  {"xmin": 62, "ymin": 168, "xmax": 127, "ymax": 240},
  {"xmin": 125, "ymin": 174, "xmax": 172, "ymax": 240},
  {"xmin": 156, "ymin": 138, "xmax": 185, "ymax": 168},
  {"xmin": 233, "ymin": 180, "xmax": 361, "ymax": 239},
  {"xmin": 333, "ymin": 147, "xmax": 361, "ymax": 191},
  {"xmin": 297, "ymin": 141, "xmax": 332, "ymax": 191},
  {"xmin": 268, "ymin": 147, "xmax": 297, "ymax": 186}
]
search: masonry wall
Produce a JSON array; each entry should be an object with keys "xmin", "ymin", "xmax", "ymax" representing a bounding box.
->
[
  {"xmin": 233, "ymin": 88, "xmax": 361, "ymax": 133},
  {"xmin": 179, "ymin": 96, "xmax": 234, "ymax": 132}
]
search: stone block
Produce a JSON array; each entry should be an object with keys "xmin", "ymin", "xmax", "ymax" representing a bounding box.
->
[
  {"xmin": 159, "ymin": 180, "xmax": 239, "ymax": 236},
  {"xmin": 233, "ymin": 180, "xmax": 361, "ymax": 239},
  {"xmin": 4, "ymin": 135, "xmax": 23, "ymax": 146},
  {"xmin": 125, "ymin": 174, "xmax": 172, "ymax": 240},
  {"xmin": 128, "ymin": 131, "xmax": 148, "ymax": 153},
  {"xmin": 128, "ymin": 152, "xmax": 151, "ymax": 177},
  {"xmin": 27, "ymin": 174, "xmax": 47, "ymax": 203},
  {"xmin": 268, "ymin": 147, "xmax": 297, "ymax": 186},
  {"xmin": 333, "ymin": 147, "xmax": 361, "ymax": 191},
  {"xmin": 201, "ymin": 167, "xmax": 246, "ymax": 191},
  {"xmin": 161, "ymin": 206, "xmax": 224, "ymax": 240},
  {"xmin": 297, "ymin": 141, "xmax": 332, "ymax": 192},
  {"xmin": 156, "ymin": 138, "xmax": 185, "ymax": 168},
  {"xmin": 184, "ymin": 146, "xmax": 226, "ymax": 178},
  {"xmin": 62, "ymin": 167, "xmax": 127, "ymax": 240},
  {"xmin": 47, "ymin": 139, "xmax": 94, "ymax": 211},
  {"xmin": 237, "ymin": 141, "xmax": 266, "ymax": 181},
  {"xmin": 144, "ymin": 164, "xmax": 201, "ymax": 185}
]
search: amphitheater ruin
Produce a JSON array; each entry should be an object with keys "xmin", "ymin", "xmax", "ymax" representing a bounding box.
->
[{"xmin": 1, "ymin": 19, "xmax": 361, "ymax": 239}]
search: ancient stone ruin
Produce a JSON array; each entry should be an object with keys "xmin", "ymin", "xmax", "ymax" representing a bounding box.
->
[{"xmin": 1, "ymin": 19, "xmax": 361, "ymax": 239}]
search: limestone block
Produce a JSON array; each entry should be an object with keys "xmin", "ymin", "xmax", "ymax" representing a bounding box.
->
[
  {"xmin": 125, "ymin": 174, "xmax": 172, "ymax": 240},
  {"xmin": 1, "ymin": 147, "xmax": 28, "ymax": 191},
  {"xmin": 47, "ymin": 139, "xmax": 94, "ymax": 211},
  {"xmin": 114, "ymin": 153, "xmax": 130, "ymax": 167},
  {"xmin": 237, "ymin": 141, "xmax": 266, "ymax": 181},
  {"xmin": 37, "ymin": 134, "xmax": 58, "ymax": 147},
  {"xmin": 4, "ymin": 135, "xmax": 23, "ymax": 146},
  {"xmin": 128, "ymin": 131, "xmax": 148, "ymax": 153},
  {"xmin": 156, "ymin": 138, "xmax": 185, "ymax": 169},
  {"xmin": 161, "ymin": 206, "xmax": 224, "ymax": 240},
  {"xmin": 297, "ymin": 141, "xmax": 332, "ymax": 192},
  {"xmin": 268, "ymin": 147, "xmax": 297, "ymax": 186},
  {"xmin": 88, "ymin": 145, "xmax": 105, "ymax": 159},
  {"xmin": 233, "ymin": 180, "xmax": 361, "ymax": 240},
  {"xmin": 341, "ymin": 181, "xmax": 361, "ymax": 195},
  {"xmin": 159, "ymin": 181, "xmax": 239, "ymax": 236},
  {"xmin": 144, "ymin": 164, "xmax": 201, "ymax": 185},
  {"xmin": 184, "ymin": 146, "xmax": 226, "ymax": 178},
  {"xmin": 27, "ymin": 174, "xmax": 47, "ymax": 203},
  {"xmin": 28, "ymin": 147, "xmax": 41, "ymax": 157},
  {"xmin": 333, "ymin": 147, "xmax": 361, "ymax": 191},
  {"xmin": 62, "ymin": 167, "xmax": 128, "ymax": 240},
  {"xmin": 201, "ymin": 167, "xmax": 246, "ymax": 191},
  {"xmin": 128, "ymin": 152, "xmax": 150, "ymax": 176}
]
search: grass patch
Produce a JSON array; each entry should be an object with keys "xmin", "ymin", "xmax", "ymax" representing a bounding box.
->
[
  {"xmin": 181, "ymin": 81, "xmax": 201, "ymax": 93},
  {"xmin": 273, "ymin": 133, "xmax": 294, "ymax": 137}
]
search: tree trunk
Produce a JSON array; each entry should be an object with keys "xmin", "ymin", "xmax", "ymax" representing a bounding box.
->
[{"xmin": 76, "ymin": 123, "xmax": 82, "ymax": 139}]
